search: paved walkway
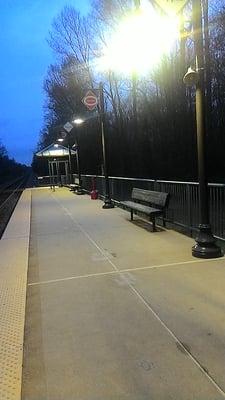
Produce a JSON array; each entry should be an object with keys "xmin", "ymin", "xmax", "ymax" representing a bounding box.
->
[{"xmin": 20, "ymin": 187, "xmax": 225, "ymax": 399}]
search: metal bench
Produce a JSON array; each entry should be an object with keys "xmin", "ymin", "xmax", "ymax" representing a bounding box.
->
[
  {"xmin": 63, "ymin": 177, "xmax": 80, "ymax": 192},
  {"xmin": 120, "ymin": 188, "xmax": 169, "ymax": 231},
  {"xmin": 69, "ymin": 183, "xmax": 79, "ymax": 192}
]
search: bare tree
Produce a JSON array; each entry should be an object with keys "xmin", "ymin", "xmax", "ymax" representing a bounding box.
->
[{"xmin": 35, "ymin": 0, "xmax": 225, "ymax": 181}]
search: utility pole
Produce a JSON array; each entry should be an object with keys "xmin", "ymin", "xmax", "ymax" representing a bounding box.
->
[
  {"xmin": 74, "ymin": 139, "xmax": 84, "ymax": 195},
  {"xmin": 99, "ymin": 82, "xmax": 114, "ymax": 209},
  {"xmin": 191, "ymin": 0, "xmax": 222, "ymax": 258},
  {"xmin": 67, "ymin": 142, "xmax": 72, "ymax": 185}
]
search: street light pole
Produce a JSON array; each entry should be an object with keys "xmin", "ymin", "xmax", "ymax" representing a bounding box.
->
[
  {"xmin": 74, "ymin": 138, "xmax": 84, "ymax": 195},
  {"xmin": 191, "ymin": 0, "xmax": 222, "ymax": 258},
  {"xmin": 67, "ymin": 142, "xmax": 72, "ymax": 185},
  {"xmin": 99, "ymin": 82, "xmax": 114, "ymax": 209},
  {"xmin": 132, "ymin": 71, "xmax": 138, "ymax": 136}
]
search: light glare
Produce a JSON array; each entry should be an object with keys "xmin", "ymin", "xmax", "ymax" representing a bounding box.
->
[
  {"xmin": 99, "ymin": 6, "xmax": 179, "ymax": 74},
  {"xmin": 73, "ymin": 118, "xmax": 84, "ymax": 125}
]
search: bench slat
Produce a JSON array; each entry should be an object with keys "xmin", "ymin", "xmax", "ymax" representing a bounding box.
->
[
  {"xmin": 132, "ymin": 188, "xmax": 168, "ymax": 208},
  {"xmin": 121, "ymin": 201, "xmax": 162, "ymax": 216}
]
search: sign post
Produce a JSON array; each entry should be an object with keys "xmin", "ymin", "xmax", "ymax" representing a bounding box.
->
[
  {"xmin": 82, "ymin": 86, "xmax": 114, "ymax": 208},
  {"xmin": 63, "ymin": 122, "xmax": 74, "ymax": 184}
]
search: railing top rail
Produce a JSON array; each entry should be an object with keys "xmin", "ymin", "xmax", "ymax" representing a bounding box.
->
[
  {"xmin": 79, "ymin": 174, "xmax": 225, "ymax": 188},
  {"xmin": 38, "ymin": 174, "xmax": 225, "ymax": 188},
  {"xmin": 157, "ymin": 180, "xmax": 225, "ymax": 187},
  {"xmin": 156, "ymin": 180, "xmax": 198, "ymax": 185},
  {"xmin": 208, "ymin": 183, "xmax": 225, "ymax": 187},
  {"xmin": 80, "ymin": 174, "xmax": 155, "ymax": 182},
  {"xmin": 38, "ymin": 175, "xmax": 68, "ymax": 178},
  {"xmin": 110, "ymin": 176, "xmax": 155, "ymax": 182}
]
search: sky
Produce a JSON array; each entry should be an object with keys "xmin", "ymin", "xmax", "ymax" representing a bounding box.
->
[{"xmin": 0, "ymin": 0, "xmax": 91, "ymax": 165}]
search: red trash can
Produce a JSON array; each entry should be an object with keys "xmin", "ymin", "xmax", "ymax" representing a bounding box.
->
[{"xmin": 90, "ymin": 177, "xmax": 98, "ymax": 200}]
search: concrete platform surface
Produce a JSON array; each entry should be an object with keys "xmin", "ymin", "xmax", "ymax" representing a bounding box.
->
[{"xmin": 22, "ymin": 187, "xmax": 225, "ymax": 400}]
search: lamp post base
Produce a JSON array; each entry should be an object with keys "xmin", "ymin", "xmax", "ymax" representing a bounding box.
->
[
  {"xmin": 102, "ymin": 198, "xmax": 114, "ymax": 209},
  {"xmin": 192, "ymin": 224, "xmax": 223, "ymax": 258}
]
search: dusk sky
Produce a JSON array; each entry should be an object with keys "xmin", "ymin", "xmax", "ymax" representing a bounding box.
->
[{"xmin": 0, "ymin": 0, "xmax": 91, "ymax": 165}]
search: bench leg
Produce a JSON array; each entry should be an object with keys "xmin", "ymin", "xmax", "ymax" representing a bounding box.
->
[
  {"xmin": 152, "ymin": 217, "xmax": 156, "ymax": 232},
  {"xmin": 131, "ymin": 209, "xmax": 133, "ymax": 221}
]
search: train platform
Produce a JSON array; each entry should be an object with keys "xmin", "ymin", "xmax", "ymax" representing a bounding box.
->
[{"xmin": 1, "ymin": 187, "xmax": 225, "ymax": 399}]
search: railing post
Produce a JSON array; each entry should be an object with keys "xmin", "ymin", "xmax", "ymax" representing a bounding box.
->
[{"xmin": 187, "ymin": 185, "xmax": 193, "ymax": 237}]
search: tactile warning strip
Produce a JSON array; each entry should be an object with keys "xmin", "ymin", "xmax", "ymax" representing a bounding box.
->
[{"xmin": 0, "ymin": 190, "xmax": 31, "ymax": 400}]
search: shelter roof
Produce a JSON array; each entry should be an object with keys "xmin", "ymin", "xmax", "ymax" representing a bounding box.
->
[{"xmin": 36, "ymin": 143, "xmax": 76, "ymax": 158}]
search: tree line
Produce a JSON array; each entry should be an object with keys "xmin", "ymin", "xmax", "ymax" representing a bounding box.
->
[
  {"xmin": 33, "ymin": 0, "xmax": 225, "ymax": 182},
  {"xmin": 0, "ymin": 141, "xmax": 28, "ymax": 182}
]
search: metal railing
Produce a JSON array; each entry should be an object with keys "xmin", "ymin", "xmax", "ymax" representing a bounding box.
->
[
  {"xmin": 80, "ymin": 174, "xmax": 225, "ymax": 241},
  {"xmin": 37, "ymin": 174, "xmax": 225, "ymax": 241}
]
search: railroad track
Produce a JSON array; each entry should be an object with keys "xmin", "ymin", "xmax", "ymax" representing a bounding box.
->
[{"xmin": 0, "ymin": 173, "xmax": 32, "ymax": 238}]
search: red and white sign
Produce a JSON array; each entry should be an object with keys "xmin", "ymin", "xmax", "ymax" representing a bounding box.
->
[{"xmin": 82, "ymin": 90, "xmax": 98, "ymax": 111}]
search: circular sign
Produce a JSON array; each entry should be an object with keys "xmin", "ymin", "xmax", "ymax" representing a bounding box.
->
[{"xmin": 82, "ymin": 90, "xmax": 98, "ymax": 111}]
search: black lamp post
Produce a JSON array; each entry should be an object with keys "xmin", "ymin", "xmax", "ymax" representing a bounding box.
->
[
  {"xmin": 62, "ymin": 122, "xmax": 84, "ymax": 194},
  {"xmin": 72, "ymin": 138, "xmax": 84, "ymax": 195},
  {"xmin": 184, "ymin": 0, "xmax": 222, "ymax": 258},
  {"xmin": 67, "ymin": 141, "xmax": 73, "ymax": 185},
  {"xmin": 99, "ymin": 82, "xmax": 114, "ymax": 209}
]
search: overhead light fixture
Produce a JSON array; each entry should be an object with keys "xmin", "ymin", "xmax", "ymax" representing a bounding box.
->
[
  {"xmin": 73, "ymin": 118, "xmax": 84, "ymax": 125},
  {"xmin": 183, "ymin": 67, "xmax": 199, "ymax": 86}
]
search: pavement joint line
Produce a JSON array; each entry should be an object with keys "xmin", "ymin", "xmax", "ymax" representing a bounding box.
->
[
  {"xmin": 52, "ymin": 194, "xmax": 118, "ymax": 273},
  {"xmin": 52, "ymin": 192, "xmax": 225, "ymax": 397},
  {"xmin": 128, "ymin": 256, "xmax": 225, "ymax": 271},
  {"xmin": 128, "ymin": 282, "xmax": 225, "ymax": 398},
  {"xmin": 28, "ymin": 256, "xmax": 225, "ymax": 286},
  {"xmin": 28, "ymin": 270, "xmax": 119, "ymax": 286}
]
